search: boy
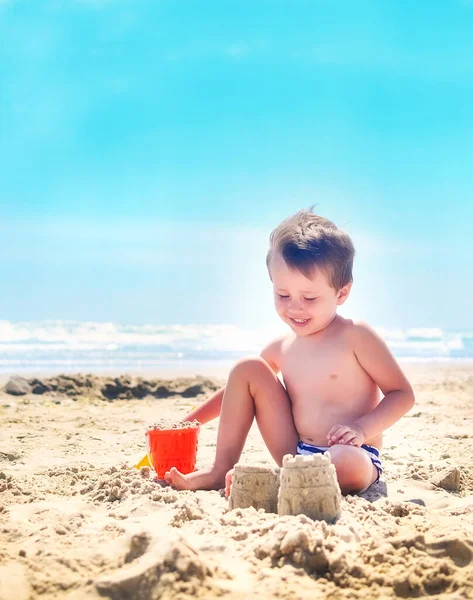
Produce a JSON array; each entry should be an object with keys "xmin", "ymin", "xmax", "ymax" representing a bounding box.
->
[{"xmin": 165, "ymin": 208, "xmax": 415, "ymax": 495}]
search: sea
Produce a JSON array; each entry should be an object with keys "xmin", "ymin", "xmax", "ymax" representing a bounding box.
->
[{"xmin": 0, "ymin": 320, "xmax": 472, "ymax": 375}]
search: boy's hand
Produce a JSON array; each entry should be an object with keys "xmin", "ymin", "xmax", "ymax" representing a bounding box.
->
[{"xmin": 327, "ymin": 423, "xmax": 365, "ymax": 447}]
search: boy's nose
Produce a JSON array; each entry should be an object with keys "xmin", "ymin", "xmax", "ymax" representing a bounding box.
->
[{"xmin": 288, "ymin": 299, "xmax": 304, "ymax": 312}]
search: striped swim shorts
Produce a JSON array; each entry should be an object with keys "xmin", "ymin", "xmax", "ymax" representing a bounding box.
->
[{"xmin": 296, "ymin": 440, "xmax": 383, "ymax": 483}]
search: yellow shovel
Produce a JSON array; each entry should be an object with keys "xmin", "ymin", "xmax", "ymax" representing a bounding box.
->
[{"xmin": 134, "ymin": 453, "xmax": 152, "ymax": 469}]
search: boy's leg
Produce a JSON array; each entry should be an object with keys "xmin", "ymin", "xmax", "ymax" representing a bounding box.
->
[
  {"xmin": 165, "ymin": 356, "xmax": 299, "ymax": 491},
  {"xmin": 326, "ymin": 445, "xmax": 379, "ymax": 495}
]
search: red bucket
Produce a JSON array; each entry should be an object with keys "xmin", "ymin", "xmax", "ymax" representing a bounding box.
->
[{"xmin": 146, "ymin": 426, "xmax": 200, "ymax": 479}]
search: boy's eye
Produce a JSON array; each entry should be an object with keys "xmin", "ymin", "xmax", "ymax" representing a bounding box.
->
[{"xmin": 277, "ymin": 294, "xmax": 316, "ymax": 301}]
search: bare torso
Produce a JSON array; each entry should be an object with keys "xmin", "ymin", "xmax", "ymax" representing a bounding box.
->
[{"xmin": 278, "ymin": 316, "xmax": 382, "ymax": 449}]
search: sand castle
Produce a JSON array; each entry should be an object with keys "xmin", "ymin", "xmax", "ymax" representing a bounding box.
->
[
  {"xmin": 228, "ymin": 464, "xmax": 280, "ymax": 513},
  {"xmin": 228, "ymin": 453, "xmax": 342, "ymax": 523},
  {"xmin": 278, "ymin": 453, "xmax": 341, "ymax": 523}
]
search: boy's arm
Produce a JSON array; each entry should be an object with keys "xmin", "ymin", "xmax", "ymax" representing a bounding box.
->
[
  {"xmin": 329, "ymin": 322, "xmax": 415, "ymax": 445},
  {"xmin": 351, "ymin": 322, "xmax": 415, "ymax": 441},
  {"xmin": 182, "ymin": 337, "xmax": 283, "ymax": 425},
  {"xmin": 183, "ymin": 385, "xmax": 226, "ymax": 425}
]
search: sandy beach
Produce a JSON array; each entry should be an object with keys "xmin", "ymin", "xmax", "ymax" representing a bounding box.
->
[{"xmin": 1, "ymin": 362, "xmax": 473, "ymax": 599}]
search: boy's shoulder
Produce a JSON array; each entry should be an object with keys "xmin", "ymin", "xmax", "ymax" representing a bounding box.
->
[
  {"xmin": 259, "ymin": 333, "xmax": 290, "ymax": 374},
  {"xmin": 342, "ymin": 318, "xmax": 383, "ymax": 344},
  {"xmin": 260, "ymin": 332, "xmax": 290, "ymax": 355},
  {"xmin": 334, "ymin": 316, "xmax": 379, "ymax": 340},
  {"xmin": 323, "ymin": 317, "xmax": 385, "ymax": 357}
]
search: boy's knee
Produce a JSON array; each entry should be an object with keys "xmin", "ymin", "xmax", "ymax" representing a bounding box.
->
[
  {"xmin": 231, "ymin": 355, "xmax": 273, "ymax": 378},
  {"xmin": 327, "ymin": 445, "xmax": 373, "ymax": 494}
]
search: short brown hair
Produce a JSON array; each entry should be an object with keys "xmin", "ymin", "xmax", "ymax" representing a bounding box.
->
[{"xmin": 266, "ymin": 208, "xmax": 355, "ymax": 290}]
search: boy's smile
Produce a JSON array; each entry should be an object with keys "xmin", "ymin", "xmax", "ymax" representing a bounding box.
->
[
  {"xmin": 290, "ymin": 318, "xmax": 311, "ymax": 326},
  {"xmin": 269, "ymin": 253, "xmax": 351, "ymax": 336}
]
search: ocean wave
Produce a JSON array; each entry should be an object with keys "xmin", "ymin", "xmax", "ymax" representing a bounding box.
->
[{"xmin": 0, "ymin": 320, "xmax": 471, "ymax": 373}]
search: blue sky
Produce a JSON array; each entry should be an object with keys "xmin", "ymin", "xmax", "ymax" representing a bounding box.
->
[{"xmin": 1, "ymin": 0, "xmax": 472, "ymax": 331}]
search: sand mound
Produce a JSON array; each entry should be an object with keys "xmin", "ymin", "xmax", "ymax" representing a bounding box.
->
[
  {"xmin": 95, "ymin": 537, "xmax": 230, "ymax": 600},
  {"xmin": 2, "ymin": 374, "xmax": 222, "ymax": 402}
]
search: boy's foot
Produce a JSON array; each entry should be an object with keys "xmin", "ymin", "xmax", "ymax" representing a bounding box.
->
[
  {"xmin": 164, "ymin": 466, "xmax": 226, "ymax": 491},
  {"xmin": 225, "ymin": 468, "xmax": 234, "ymax": 498}
]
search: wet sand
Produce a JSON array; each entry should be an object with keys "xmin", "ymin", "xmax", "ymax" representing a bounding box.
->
[{"xmin": 1, "ymin": 363, "xmax": 473, "ymax": 599}]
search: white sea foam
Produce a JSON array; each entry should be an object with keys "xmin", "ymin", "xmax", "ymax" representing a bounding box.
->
[{"xmin": 0, "ymin": 320, "xmax": 471, "ymax": 373}]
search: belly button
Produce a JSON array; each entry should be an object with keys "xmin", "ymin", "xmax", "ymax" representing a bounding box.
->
[{"xmin": 330, "ymin": 374, "xmax": 338, "ymax": 379}]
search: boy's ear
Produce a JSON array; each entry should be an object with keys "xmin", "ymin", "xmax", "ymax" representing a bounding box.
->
[{"xmin": 336, "ymin": 282, "xmax": 352, "ymax": 305}]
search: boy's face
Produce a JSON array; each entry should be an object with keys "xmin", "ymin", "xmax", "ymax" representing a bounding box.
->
[{"xmin": 269, "ymin": 252, "xmax": 351, "ymax": 336}]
